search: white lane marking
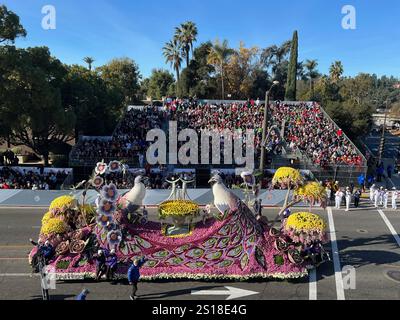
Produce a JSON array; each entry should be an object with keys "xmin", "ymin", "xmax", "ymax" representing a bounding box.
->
[
  {"xmin": 327, "ymin": 207, "xmax": 345, "ymax": 300},
  {"xmin": 191, "ymin": 286, "xmax": 259, "ymax": 300},
  {"xmin": 378, "ymin": 209, "xmax": 400, "ymax": 247},
  {"xmin": 309, "ymin": 268, "xmax": 317, "ymax": 300}
]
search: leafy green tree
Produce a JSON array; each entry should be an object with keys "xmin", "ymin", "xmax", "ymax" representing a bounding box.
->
[
  {"xmin": 285, "ymin": 31, "xmax": 298, "ymax": 100},
  {"xmin": 0, "ymin": 5, "xmax": 26, "ymax": 44},
  {"xmin": 0, "ymin": 47, "xmax": 75, "ymax": 165},
  {"xmin": 61, "ymin": 65, "xmax": 124, "ymax": 139},
  {"xmin": 146, "ymin": 69, "xmax": 175, "ymax": 100},
  {"xmin": 207, "ymin": 39, "xmax": 235, "ymax": 99},
  {"xmin": 97, "ymin": 57, "xmax": 141, "ymax": 104},
  {"xmin": 329, "ymin": 61, "xmax": 344, "ymax": 84}
]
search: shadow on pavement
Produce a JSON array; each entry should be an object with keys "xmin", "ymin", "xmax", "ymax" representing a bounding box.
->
[
  {"xmin": 337, "ymin": 235, "xmax": 400, "ymax": 268},
  {"xmin": 30, "ymin": 294, "xmax": 76, "ymax": 300}
]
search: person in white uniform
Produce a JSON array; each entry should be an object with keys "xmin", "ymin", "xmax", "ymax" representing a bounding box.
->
[
  {"xmin": 383, "ymin": 189, "xmax": 389, "ymax": 209},
  {"xmin": 370, "ymin": 184, "xmax": 376, "ymax": 203},
  {"xmin": 379, "ymin": 187, "xmax": 384, "ymax": 206},
  {"xmin": 345, "ymin": 187, "xmax": 352, "ymax": 212},
  {"xmin": 335, "ymin": 189, "xmax": 344, "ymax": 209},
  {"xmin": 374, "ymin": 187, "xmax": 380, "ymax": 208},
  {"xmin": 392, "ymin": 187, "xmax": 398, "ymax": 210}
]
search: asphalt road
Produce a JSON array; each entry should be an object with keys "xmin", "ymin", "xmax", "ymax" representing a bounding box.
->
[{"xmin": 0, "ymin": 203, "xmax": 400, "ymax": 300}]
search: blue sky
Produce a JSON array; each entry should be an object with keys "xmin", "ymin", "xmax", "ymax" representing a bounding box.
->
[{"xmin": 3, "ymin": 0, "xmax": 400, "ymax": 78}]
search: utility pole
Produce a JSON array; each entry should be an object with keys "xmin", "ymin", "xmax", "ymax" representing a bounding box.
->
[{"xmin": 259, "ymin": 81, "xmax": 279, "ymax": 174}]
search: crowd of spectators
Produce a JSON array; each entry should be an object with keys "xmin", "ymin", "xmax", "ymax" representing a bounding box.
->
[
  {"xmin": 270, "ymin": 102, "xmax": 364, "ymax": 167},
  {"xmin": 169, "ymin": 100, "xmax": 266, "ymax": 163},
  {"xmin": 71, "ymin": 107, "xmax": 165, "ymax": 166},
  {"xmin": 0, "ymin": 167, "xmax": 69, "ymax": 190},
  {"xmin": 70, "ymin": 100, "xmax": 363, "ymax": 171}
]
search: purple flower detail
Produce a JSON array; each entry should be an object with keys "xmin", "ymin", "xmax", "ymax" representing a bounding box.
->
[
  {"xmin": 98, "ymin": 198, "xmax": 116, "ymax": 215},
  {"xmin": 101, "ymin": 184, "xmax": 118, "ymax": 202},
  {"xmin": 107, "ymin": 230, "xmax": 122, "ymax": 246},
  {"xmin": 108, "ymin": 161, "xmax": 121, "ymax": 173}
]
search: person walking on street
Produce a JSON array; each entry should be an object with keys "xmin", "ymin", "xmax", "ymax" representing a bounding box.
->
[
  {"xmin": 379, "ymin": 187, "xmax": 384, "ymax": 206},
  {"xmin": 374, "ymin": 187, "xmax": 380, "ymax": 208},
  {"xmin": 76, "ymin": 288, "xmax": 89, "ymax": 300},
  {"xmin": 370, "ymin": 184, "xmax": 376, "ymax": 203},
  {"xmin": 345, "ymin": 187, "xmax": 352, "ymax": 212},
  {"xmin": 383, "ymin": 189, "xmax": 389, "ymax": 209},
  {"xmin": 335, "ymin": 189, "xmax": 344, "ymax": 209},
  {"xmin": 387, "ymin": 165, "xmax": 393, "ymax": 179},
  {"xmin": 354, "ymin": 189, "xmax": 362, "ymax": 208},
  {"xmin": 128, "ymin": 256, "xmax": 147, "ymax": 300},
  {"xmin": 392, "ymin": 187, "xmax": 398, "ymax": 210}
]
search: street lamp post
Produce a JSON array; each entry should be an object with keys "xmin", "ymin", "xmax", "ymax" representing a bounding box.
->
[
  {"xmin": 377, "ymin": 99, "xmax": 389, "ymax": 165},
  {"xmin": 259, "ymin": 81, "xmax": 279, "ymax": 173}
]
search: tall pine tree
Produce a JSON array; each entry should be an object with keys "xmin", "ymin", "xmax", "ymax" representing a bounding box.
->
[{"xmin": 285, "ymin": 30, "xmax": 298, "ymax": 101}]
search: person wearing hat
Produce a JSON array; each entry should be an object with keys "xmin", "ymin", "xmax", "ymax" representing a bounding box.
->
[
  {"xmin": 370, "ymin": 184, "xmax": 376, "ymax": 203},
  {"xmin": 354, "ymin": 188, "xmax": 362, "ymax": 208},
  {"xmin": 128, "ymin": 256, "xmax": 147, "ymax": 300},
  {"xmin": 374, "ymin": 187, "xmax": 380, "ymax": 208},
  {"xmin": 383, "ymin": 189, "xmax": 389, "ymax": 209},
  {"xmin": 335, "ymin": 188, "xmax": 344, "ymax": 209},
  {"xmin": 379, "ymin": 187, "xmax": 385, "ymax": 206},
  {"xmin": 345, "ymin": 187, "xmax": 352, "ymax": 212},
  {"xmin": 391, "ymin": 187, "xmax": 398, "ymax": 210},
  {"xmin": 94, "ymin": 249, "xmax": 106, "ymax": 281},
  {"xmin": 76, "ymin": 288, "xmax": 90, "ymax": 300}
]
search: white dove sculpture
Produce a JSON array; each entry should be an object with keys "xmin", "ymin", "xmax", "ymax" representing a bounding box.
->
[
  {"xmin": 123, "ymin": 175, "xmax": 146, "ymax": 207},
  {"xmin": 208, "ymin": 174, "xmax": 239, "ymax": 215}
]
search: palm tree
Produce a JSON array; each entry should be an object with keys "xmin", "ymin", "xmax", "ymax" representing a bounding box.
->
[
  {"xmin": 329, "ymin": 61, "xmax": 344, "ymax": 84},
  {"xmin": 163, "ymin": 39, "xmax": 183, "ymax": 92},
  {"xmin": 261, "ymin": 40, "xmax": 291, "ymax": 77},
  {"xmin": 304, "ymin": 59, "xmax": 319, "ymax": 92},
  {"xmin": 83, "ymin": 57, "xmax": 95, "ymax": 71},
  {"xmin": 174, "ymin": 21, "xmax": 198, "ymax": 67},
  {"xmin": 207, "ymin": 39, "xmax": 235, "ymax": 100}
]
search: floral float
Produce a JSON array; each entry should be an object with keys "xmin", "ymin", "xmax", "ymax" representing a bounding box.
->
[{"xmin": 29, "ymin": 164, "xmax": 330, "ymax": 280}]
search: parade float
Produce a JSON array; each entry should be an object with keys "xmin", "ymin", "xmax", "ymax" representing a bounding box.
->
[{"xmin": 29, "ymin": 163, "xmax": 329, "ymax": 281}]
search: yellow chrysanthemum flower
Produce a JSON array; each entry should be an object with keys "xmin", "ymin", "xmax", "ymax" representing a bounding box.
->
[
  {"xmin": 49, "ymin": 195, "xmax": 76, "ymax": 214},
  {"xmin": 285, "ymin": 212, "xmax": 327, "ymax": 233},
  {"xmin": 40, "ymin": 218, "xmax": 67, "ymax": 235},
  {"xmin": 295, "ymin": 182, "xmax": 327, "ymax": 201},
  {"xmin": 41, "ymin": 211, "xmax": 53, "ymax": 225},
  {"xmin": 159, "ymin": 200, "xmax": 199, "ymax": 219},
  {"xmin": 272, "ymin": 167, "xmax": 303, "ymax": 185}
]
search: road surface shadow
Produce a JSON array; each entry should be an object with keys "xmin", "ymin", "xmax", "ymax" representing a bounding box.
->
[
  {"xmin": 30, "ymin": 294, "xmax": 76, "ymax": 300},
  {"xmin": 337, "ymin": 235, "xmax": 400, "ymax": 268}
]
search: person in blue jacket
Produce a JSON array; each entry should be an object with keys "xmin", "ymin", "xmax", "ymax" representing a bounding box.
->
[
  {"xmin": 76, "ymin": 288, "xmax": 89, "ymax": 300},
  {"xmin": 128, "ymin": 256, "xmax": 147, "ymax": 300}
]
